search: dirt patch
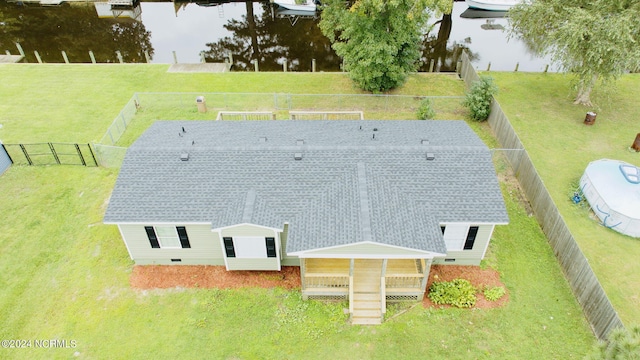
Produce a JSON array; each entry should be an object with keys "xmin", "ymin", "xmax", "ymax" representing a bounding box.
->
[
  {"xmin": 422, "ymin": 265, "xmax": 509, "ymax": 309},
  {"xmin": 130, "ymin": 264, "xmax": 507, "ymax": 309},
  {"xmin": 130, "ymin": 265, "xmax": 301, "ymax": 290}
]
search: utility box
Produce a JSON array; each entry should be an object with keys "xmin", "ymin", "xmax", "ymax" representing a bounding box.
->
[{"xmin": 196, "ymin": 96, "xmax": 207, "ymax": 113}]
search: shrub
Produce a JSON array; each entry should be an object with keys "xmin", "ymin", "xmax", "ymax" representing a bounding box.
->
[
  {"xmin": 428, "ymin": 279, "xmax": 477, "ymax": 308},
  {"xmin": 483, "ymin": 286, "xmax": 506, "ymax": 302},
  {"xmin": 416, "ymin": 98, "xmax": 436, "ymax": 120},
  {"xmin": 462, "ymin": 76, "xmax": 498, "ymax": 121}
]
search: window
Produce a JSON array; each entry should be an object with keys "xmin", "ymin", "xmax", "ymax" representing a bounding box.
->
[
  {"xmin": 222, "ymin": 236, "xmax": 278, "ymax": 259},
  {"xmin": 145, "ymin": 226, "xmax": 190, "ymax": 249},
  {"xmin": 463, "ymin": 226, "xmax": 479, "ymax": 250},
  {"xmin": 442, "ymin": 225, "xmax": 479, "ymax": 251}
]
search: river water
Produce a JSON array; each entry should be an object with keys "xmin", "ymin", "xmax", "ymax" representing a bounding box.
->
[{"xmin": 0, "ymin": 0, "xmax": 556, "ymax": 72}]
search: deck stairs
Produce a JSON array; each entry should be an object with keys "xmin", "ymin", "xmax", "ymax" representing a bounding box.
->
[{"xmin": 351, "ymin": 259, "xmax": 384, "ymax": 325}]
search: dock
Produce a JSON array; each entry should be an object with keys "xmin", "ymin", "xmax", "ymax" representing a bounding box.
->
[
  {"xmin": 0, "ymin": 55, "xmax": 24, "ymax": 63},
  {"xmin": 167, "ymin": 63, "xmax": 231, "ymax": 73}
]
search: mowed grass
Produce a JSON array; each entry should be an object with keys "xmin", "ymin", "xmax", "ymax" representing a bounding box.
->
[
  {"xmin": 490, "ymin": 72, "xmax": 640, "ymax": 326},
  {"xmin": 0, "ymin": 65, "xmax": 593, "ymax": 358}
]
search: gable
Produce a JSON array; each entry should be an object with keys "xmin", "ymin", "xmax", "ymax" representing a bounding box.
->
[{"xmin": 290, "ymin": 242, "xmax": 445, "ymax": 259}]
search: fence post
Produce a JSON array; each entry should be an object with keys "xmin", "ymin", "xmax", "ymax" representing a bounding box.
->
[
  {"xmin": 48, "ymin": 143, "xmax": 61, "ymax": 164},
  {"xmin": 514, "ymin": 62, "xmax": 520, "ymax": 72},
  {"xmin": 172, "ymin": 51, "xmax": 178, "ymax": 64},
  {"xmin": 108, "ymin": 129, "xmax": 115, "ymax": 145},
  {"xmin": 87, "ymin": 143, "xmax": 98, "ymax": 166},
  {"xmin": 144, "ymin": 50, "xmax": 151, "ymax": 63},
  {"xmin": 312, "ymin": 59, "xmax": 316, "ymax": 73},
  {"xmin": 34, "ymin": 51, "xmax": 43, "ymax": 64},
  {"xmin": 486, "ymin": 62, "xmax": 491, "ymax": 71},
  {"xmin": 227, "ymin": 53, "xmax": 233, "ymax": 64},
  {"xmin": 429, "ymin": 59, "xmax": 435, "ymax": 73},
  {"xmin": 120, "ymin": 111, "xmax": 127, "ymax": 129},
  {"xmin": 19, "ymin": 144, "xmax": 32, "ymax": 165},
  {"xmin": 283, "ymin": 60, "xmax": 288, "ymax": 72},
  {"xmin": 5, "ymin": 50, "xmax": 10, "ymax": 56},
  {"xmin": 15, "ymin": 43, "xmax": 25, "ymax": 58},
  {"xmin": 61, "ymin": 51, "xmax": 70, "ymax": 64},
  {"xmin": 200, "ymin": 52, "xmax": 206, "ymax": 63},
  {"xmin": 544, "ymin": 64, "xmax": 549, "ymax": 73},
  {"xmin": 252, "ymin": 59, "xmax": 259, "ymax": 72},
  {"xmin": 116, "ymin": 50, "xmax": 124, "ymax": 64},
  {"xmin": 74, "ymin": 144, "xmax": 86, "ymax": 166},
  {"xmin": 89, "ymin": 51, "xmax": 97, "ymax": 64}
]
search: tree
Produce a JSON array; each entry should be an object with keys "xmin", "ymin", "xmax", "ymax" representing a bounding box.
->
[
  {"xmin": 509, "ymin": 0, "xmax": 640, "ymax": 106},
  {"xmin": 320, "ymin": 0, "xmax": 451, "ymax": 92},
  {"xmin": 585, "ymin": 326, "xmax": 640, "ymax": 360}
]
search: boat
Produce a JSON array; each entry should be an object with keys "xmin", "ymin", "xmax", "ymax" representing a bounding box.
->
[
  {"xmin": 465, "ymin": 0, "xmax": 520, "ymax": 11},
  {"xmin": 460, "ymin": 8, "xmax": 508, "ymax": 19},
  {"xmin": 272, "ymin": 0, "xmax": 317, "ymax": 12}
]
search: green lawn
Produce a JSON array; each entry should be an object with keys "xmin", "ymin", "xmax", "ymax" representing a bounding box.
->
[
  {"xmin": 490, "ymin": 72, "xmax": 640, "ymax": 326},
  {"xmin": 0, "ymin": 64, "xmax": 594, "ymax": 359}
]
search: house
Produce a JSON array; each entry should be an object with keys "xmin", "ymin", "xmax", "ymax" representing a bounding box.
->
[{"xmin": 104, "ymin": 120, "xmax": 508, "ymax": 324}]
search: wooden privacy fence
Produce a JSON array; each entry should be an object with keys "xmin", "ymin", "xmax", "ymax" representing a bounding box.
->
[
  {"xmin": 459, "ymin": 52, "xmax": 624, "ymax": 339},
  {"xmin": 3, "ymin": 143, "xmax": 97, "ymax": 167}
]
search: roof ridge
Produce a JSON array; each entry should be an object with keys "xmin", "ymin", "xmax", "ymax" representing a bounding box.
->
[{"xmin": 357, "ymin": 162, "xmax": 372, "ymax": 243}]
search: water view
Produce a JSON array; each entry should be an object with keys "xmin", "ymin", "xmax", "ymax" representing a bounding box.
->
[{"xmin": 0, "ymin": 0, "xmax": 556, "ymax": 71}]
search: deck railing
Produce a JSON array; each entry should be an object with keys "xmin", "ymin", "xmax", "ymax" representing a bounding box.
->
[
  {"xmin": 385, "ymin": 274, "xmax": 423, "ymax": 289},
  {"xmin": 349, "ymin": 276, "xmax": 354, "ymax": 314},
  {"xmin": 380, "ymin": 277, "xmax": 386, "ymax": 315},
  {"xmin": 304, "ymin": 274, "xmax": 350, "ymax": 288}
]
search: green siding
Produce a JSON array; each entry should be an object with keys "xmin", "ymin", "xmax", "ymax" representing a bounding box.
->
[
  {"xmin": 226, "ymin": 258, "xmax": 280, "ymax": 271},
  {"xmin": 433, "ymin": 225, "xmax": 494, "ymax": 266},
  {"xmin": 119, "ymin": 224, "xmax": 223, "ymax": 265},
  {"xmin": 302, "ymin": 242, "xmax": 432, "ymax": 257}
]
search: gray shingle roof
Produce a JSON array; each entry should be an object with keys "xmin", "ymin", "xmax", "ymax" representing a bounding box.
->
[{"xmin": 104, "ymin": 120, "xmax": 508, "ymax": 254}]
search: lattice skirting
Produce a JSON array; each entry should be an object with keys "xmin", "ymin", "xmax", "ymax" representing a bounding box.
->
[
  {"xmin": 386, "ymin": 295, "xmax": 421, "ymax": 302},
  {"xmin": 306, "ymin": 294, "xmax": 348, "ymax": 301}
]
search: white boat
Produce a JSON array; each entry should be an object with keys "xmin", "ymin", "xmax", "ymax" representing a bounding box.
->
[
  {"xmin": 465, "ymin": 0, "xmax": 520, "ymax": 11},
  {"xmin": 273, "ymin": 0, "xmax": 317, "ymax": 12}
]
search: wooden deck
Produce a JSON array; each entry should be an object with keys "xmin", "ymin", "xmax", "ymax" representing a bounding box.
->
[{"xmin": 305, "ymin": 258, "xmax": 422, "ymax": 276}]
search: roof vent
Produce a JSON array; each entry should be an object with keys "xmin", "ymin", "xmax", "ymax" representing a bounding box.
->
[
  {"xmin": 294, "ymin": 153, "xmax": 303, "ymax": 160},
  {"xmin": 297, "ymin": 139, "xmax": 304, "ymax": 145},
  {"xmin": 426, "ymin": 153, "xmax": 435, "ymax": 161},
  {"xmin": 373, "ymin": 128, "xmax": 378, "ymax": 131},
  {"xmin": 421, "ymin": 139, "xmax": 429, "ymax": 145},
  {"xmin": 180, "ymin": 153, "xmax": 189, "ymax": 161},
  {"xmin": 259, "ymin": 136, "xmax": 267, "ymax": 143}
]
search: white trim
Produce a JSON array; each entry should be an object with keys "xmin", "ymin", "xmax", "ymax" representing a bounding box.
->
[
  {"xmin": 294, "ymin": 253, "xmax": 445, "ymax": 259},
  {"xmin": 290, "ymin": 241, "xmax": 446, "ymax": 259},
  {"xmin": 274, "ymin": 229, "xmax": 281, "ymax": 271},
  {"xmin": 117, "ymin": 224, "xmax": 134, "ymax": 260},
  {"xmin": 216, "ymin": 230, "xmax": 231, "ymax": 270},
  {"xmin": 105, "ymin": 221, "xmax": 210, "ymax": 225},
  {"xmin": 211, "ymin": 222, "xmax": 283, "ymax": 232},
  {"xmin": 481, "ymin": 225, "xmax": 496, "ymax": 259}
]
